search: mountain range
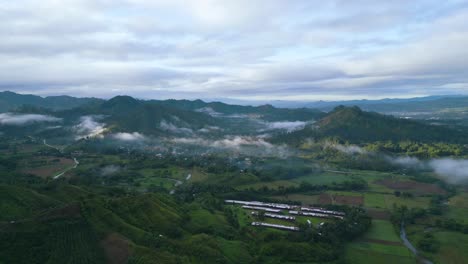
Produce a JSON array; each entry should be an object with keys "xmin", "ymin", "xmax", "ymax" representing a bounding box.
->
[{"xmin": 1, "ymin": 91, "xmax": 467, "ymax": 145}]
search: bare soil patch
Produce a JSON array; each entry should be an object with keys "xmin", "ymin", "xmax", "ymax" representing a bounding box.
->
[
  {"xmin": 318, "ymin": 193, "xmax": 333, "ymax": 204},
  {"xmin": 367, "ymin": 209, "xmax": 390, "ymax": 220},
  {"xmin": 376, "ymin": 179, "xmax": 445, "ymax": 195},
  {"xmin": 22, "ymin": 157, "xmax": 74, "ymax": 178},
  {"xmin": 100, "ymin": 233, "xmax": 130, "ymax": 264}
]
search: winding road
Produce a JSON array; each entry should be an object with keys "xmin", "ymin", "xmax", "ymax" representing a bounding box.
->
[
  {"xmin": 41, "ymin": 138, "xmax": 80, "ymax": 180},
  {"xmin": 400, "ymin": 222, "xmax": 433, "ymax": 264}
]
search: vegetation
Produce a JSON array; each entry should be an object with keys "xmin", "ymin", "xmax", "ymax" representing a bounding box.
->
[{"xmin": 2, "ymin": 93, "xmax": 468, "ymax": 263}]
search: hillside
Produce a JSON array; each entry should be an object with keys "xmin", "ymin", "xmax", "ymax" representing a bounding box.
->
[
  {"xmin": 0, "ymin": 91, "xmax": 102, "ymax": 112},
  {"xmin": 154, "ymin": 99, "xmax": 325, "ymax": 121},
  {"xmin": 276, "ymin": 106, "xmax": 468, "ymax": 144},
  {"xmin": 94, "ymin": 96, "xmax": 218, "ymax": 135}
]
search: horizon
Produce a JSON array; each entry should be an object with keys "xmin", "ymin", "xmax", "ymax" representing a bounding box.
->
[
  {"xmin": 2, "ymin": 90, "xmax": 467, "ymax": 106},
  {"xmin": 1, "ymin": 1, "xmax": 468, "ymax": 100}
]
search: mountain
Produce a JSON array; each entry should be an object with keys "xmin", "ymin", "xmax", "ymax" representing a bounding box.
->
[
  {"xmin": 299, "ymin": 95, "xmax": 468, "ymax": 114},
  {"xmin": 153, "ymin": 99, "xmax": 325, "ymax": 121},
  {"xmin": 357, "ymin": 96, "xmax": 468, "ymax": 113},
  {"xmin": 98, "ymin": 98, "xmax": 217, "ymax": 134},
  {"xmin": 0, "ymin": 91, "xmax": 103, "ymax": 112},
  {"xmin": 275, "ymin": 106, "xmax": 468, "ymax": 144}
]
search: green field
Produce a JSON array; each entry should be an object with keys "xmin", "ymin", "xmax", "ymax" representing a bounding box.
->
[
  {"xmin": 238, "ymin": 179, "xmax": 299, "ymax": 190},
  {"xmin": 345, "ymin": 247, "xmax": 416, "ymax": 264},
  {"xmin": 405, "ymin": 224, "xmax": 468, "ymax": 264},
  {"xmin": 365, "ymin": 220, "xmax": 401, "ymax": 242},
  {"xmin": 345, "ymin": 219, "xmax": 414, "ymax": 263},
  {"xmin": 364, "ymin": 193, "xmax": 430, "ymax": 210},
  {"xmin": 271, "ymin": 194, "xmax": 320, "ymax": 205}
]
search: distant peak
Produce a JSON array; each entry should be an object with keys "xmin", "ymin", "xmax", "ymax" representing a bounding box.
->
[{"xmin": 106, "ymin": 95, "xmax": 139, "ymax": 105}]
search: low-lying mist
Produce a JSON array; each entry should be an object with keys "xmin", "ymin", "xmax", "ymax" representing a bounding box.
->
[
  {"xmin": 0, "ymin": 113, "xmax": 62, "ymax": 125},
  {"xmin": 329, "ymin": 142, "xmax": 468, "ymax": 184},
  {"xmin": 169, "ymin": 135, "xmax": 291, "ymax": 158},
  {"xmin": 74, "ymin": 116, "xmax": 107, "ymax": 140}
]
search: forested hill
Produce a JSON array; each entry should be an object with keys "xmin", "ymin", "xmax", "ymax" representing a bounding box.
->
[
  {"xmin": 275, "ymin": 106, "xmax": 468, "ymax": 144},
  {"xmin": 153, "ymin": 99, "xmax": 325, "ymax": 121},
  {"xmin": 0, "ymin": 91, "xmax": 103, "ymax": 112},
  {"xmin": 1, "ymin": 91, "xmax": 325, "ymax": 122}
]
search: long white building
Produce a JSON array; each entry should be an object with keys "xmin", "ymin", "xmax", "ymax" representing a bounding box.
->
[
  {"xmin": 251, "ymin": 212, "xmax": 296, "ymax": 221},
  {"xmin": 225, "ymin": 199, "xmax": 294, "ymax": 210},
  {"xmin": 242, "ymin": 205, "xmax": 282, "ymax": 213},
  {"xmin": 289, "ymin": 210, "xmax": 344, "ymax": 219},
  {"xmin": 251, "ymin": 222, "xmax": 299, "ymax": 231},
  {"xmin": 301, "ymin": 207, "xmax": 346, "ymax": 216}
]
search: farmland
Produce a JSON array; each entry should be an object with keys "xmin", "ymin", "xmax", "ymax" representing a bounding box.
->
[{"xmin": 2, "ymin": 101, "xmax": 468, "ymax": 263}]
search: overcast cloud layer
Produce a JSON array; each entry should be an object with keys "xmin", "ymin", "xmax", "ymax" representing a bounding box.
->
[{"xmin": 1, "ymin": 0, "xmax": 468, "ymax": 100}]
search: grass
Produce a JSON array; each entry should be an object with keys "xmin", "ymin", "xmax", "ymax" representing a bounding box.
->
[
  {"xmin": 364, "ymin": 193, "xmax": 387, "ymax": 208},
  {"xmin": 216, "ymin": 238, "xmax": 253, "ymax": 263},
  {"xmin": 190, "ymin": 167, "xmax": 210, "ymax": 182},
  {"xmin": 292, "ymin": 172, "xmax": 351, "ymax": 185},
  {"xmin": 0, "ymin": 185, "xmax": 61, "ymax": 221},
  {"xmin": 384, "ymin": 195, "xmax": 430, "ymax": 209},
  {"xmin": 271, "ymin": 194, "xmax": 320, "ymax": 205},
  {"xmin": 364, "ymin": 220, "xmax": 400, "ymax": 242},
  {"xmin": 237, "ymin": 180, "xmax": 299, "ymax": 191},
  {"xmin": 344, "ymin": 219, "xmax": 414, "ymax": 263},
  {"xmin": 431, "ymin": 231, "xmax": 468, "ymax": 264},
  {"xmin": 186, "ymin": 208, "xmax": 233, "ymax": 235},
  {"xmin": 446, "ymin": 191, "xmax": 468, "ymax": 221},
  {"xmin": 406, "ymin": 224, "xmax": 468, "ymax": 264},
  {"xmin": 326, "ymin": 190, "xmax": 363, "ymax": 196},
  {"xmin": 345, "ymin": 247, "xmax": 416, "ymax": 264},
  {"xmin": 348, "ymin": 241, "xmax": 412, "ymax": 257},
  {"xmin": 135, "ymin": 176, "xmax": 175, "ymax": 190},
  {"xmin": 364, "ymin": 192, "xmax": 430, "ymax": 210},
  {"xmin": 449, "ymin": 191, "xmax": 468, "ymax": 208}
]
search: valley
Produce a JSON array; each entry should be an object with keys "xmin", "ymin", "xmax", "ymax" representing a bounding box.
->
[{"xmin": 1, "ymin": 92, "xmax": 468, "ymax": 263}]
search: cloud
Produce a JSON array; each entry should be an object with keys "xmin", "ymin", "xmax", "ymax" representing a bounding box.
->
[
  {"xmin": 1, "ymin": 1, "xmax": 468, "ymax": 100},
  {"xmin": 326, "ymin": 142, "xmax": 368, "ymax": 155},
  {"xmin": 170, "ymin": 135, "xmax": 290, "ymax": 157},
  {"xmin": 0, "ymin": 113, "xmax": 61, "ymax": 125},
  {"xmin": 159, "ymin": 120, "xmax": 193, "ymax": 134},
  {"xmin": 74, "ymin": 115, "xmax": 107, "ymax": 139},
  {"xmin": 100, "ymin": 165, "xmax": 121, "ymax": 176},
  {"xmin": 429, "ymin": 159, "xmax": 468, "ymax": 184},
  {"xmin": 112, "ymin": 132, "xmax": 146, "ymax": 141},
  {"xmin": 198, "ymin": 125, "xmax": 223, "ymax": 133},
  {"xmin": 387, "ymin": 156, "xmax": 422, "ymax": 167},
  {"xmin": 261, "ymin": 121, "xmax": 308, "ymax": 132},
  {"xmin": 195, "ymin": 107, "xmax": 223, "ymax": 117},
  {"xmin": 330, "ymin": 142, "xmax": 468, "ymax": 183}
]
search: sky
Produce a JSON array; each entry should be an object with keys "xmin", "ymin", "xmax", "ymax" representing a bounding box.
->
[{"xmin": 1, "ymin": 0, "xmax": 468, "ymax": 101}]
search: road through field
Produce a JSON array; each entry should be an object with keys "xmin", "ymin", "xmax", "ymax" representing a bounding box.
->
[{"xmin": 400, "ymin": 222, "xmax": 433, "ymax": 264}]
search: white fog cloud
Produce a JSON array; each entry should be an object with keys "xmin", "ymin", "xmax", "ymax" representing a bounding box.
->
[
  {"xmin": 74, "ymin": 115, "xmax": 107, "ymax": 139},
  {"xmin": 160, "ymin": 120, "xmax": 193, "ymax": 134},
  {"xmin": 170, "ymin": 135, "xmax": 290, "ymax": 157},
  {"xmin": 0, "ymin": 113, "xmax": 61, "ymax": 125},
  {"xmin": 261, "ymin": 121, "xmax": 308, "ymax": 132},
  {"xmin": 112, "ymin": 132, "xmax": 146, "ymax": 141}
]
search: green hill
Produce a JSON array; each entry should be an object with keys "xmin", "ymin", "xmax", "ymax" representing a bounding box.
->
[
  {"xmin": 97, "ymin": 97, "xmax": 217, "ymax": 134},
  {"xmin": 276, "ymin": 106, "xmax": 468, "ymax": 144},
  {"xmin": 0, "ymin": 91, "xmax": 102, "ymax": 112},
  {"xmin": 155, "ymin": 99, "xmax": 325, "ymax": 121}
]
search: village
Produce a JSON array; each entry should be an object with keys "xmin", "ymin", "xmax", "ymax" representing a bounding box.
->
[{"xmin": 225, "ymin": 199, "xmax": 346, "ymax": 232}]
